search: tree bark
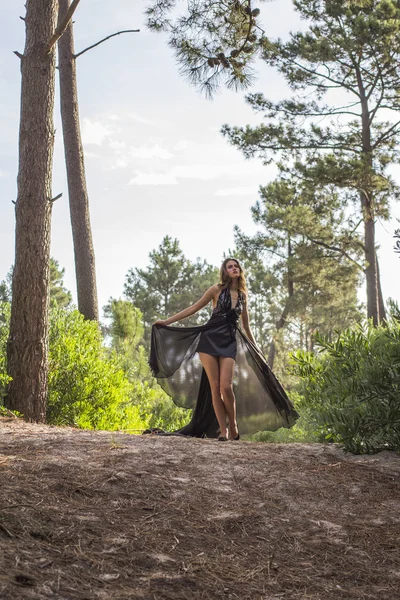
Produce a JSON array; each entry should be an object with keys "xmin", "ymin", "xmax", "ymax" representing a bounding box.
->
[
  {"xmin": 58, "ymin": 0, "xmax": 99, "ymax": 320},
  {"xmin": 361, "ymin": 190, "xmax": 379, "ymax": 326},
  {"xmin": 357, "ymin": 66, "xmax": 380, "ymax": 325},
  {"xmin": 267, "ymin": 239, "xmax": 294, "ymax": 369},
  {"xmin": 267, "ymin": 301, "xmax": 289, "ymax": 370},
  {"xmin": 376, "ymin": 256, "xmax": 387, "ymax": 322},
  {"xmin": 6, "ymin": 0, "xmax": 58, "ymax": 421}
]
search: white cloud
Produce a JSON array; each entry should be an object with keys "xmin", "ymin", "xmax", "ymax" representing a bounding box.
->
[
  {"xmin": 128, "ymin": 172, "xmax": 177, "ymax": 186},
  {"xmin": 215, "ymin": 185, "xmax": 259, "ymax": 197},
  {"xmin": 128, "ymin": 163, "xmax": 256, "ymax": 186},
  {"xmin": 173, "ymin": 140, "xmax": 192, "ymax": 151},
  {"xmin": 129, "ymin": 144, "xmax": 173, "ymax": 160},
  {"xmin": 128, "ymin": 162, "xmax": 258, "ymax": 186},
  {"xmin": 128, "ymin": 112, "xmax": 151, "ymax": 125},
  {"xmin": 82, "ymin": 119, "xmax": 113, "ymax": 145},
  {"xmin": 109, "ymin": 140, "xmax": 126, "ymax": 150},
  {"xmin": 128, "ymin": 161, "xmax": 267, "ymax": 185},
  {"xmin": 112, "ymin": 158, "xmax": 128, "ymax": 169}
]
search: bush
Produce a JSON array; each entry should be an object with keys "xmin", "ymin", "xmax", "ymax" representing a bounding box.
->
[
  {"xmin": 291, "ymin": 321, "xmax": 400, "ymax": 454},
  {"xmin": 47, "ymin": 306, "xmax": 149, "ymax": 431},
  {"xmin": 0, "ymin": 301, "xmax": 189, "ymax": 432},
  {"xmin": 0, "ymin": 302, "xmax": 11, "ymax": 403},
  {"xmin": 105, "ymin": 299, "xmax": 192, "ymax": 432}
]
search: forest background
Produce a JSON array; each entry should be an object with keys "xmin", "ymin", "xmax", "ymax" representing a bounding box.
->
[{"xmin": 1, "ymin": 0, "xmax": 400, "ymax": 455}]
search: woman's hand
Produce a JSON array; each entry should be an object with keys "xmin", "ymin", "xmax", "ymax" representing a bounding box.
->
[{"xmin": 154, "ymin": 319, "xmax": 169, "ymax": 326}]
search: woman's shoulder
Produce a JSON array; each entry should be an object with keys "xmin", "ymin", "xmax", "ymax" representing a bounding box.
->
[
  {"xmin": 203, "ymin": 284, "xmax": 221, "ymax": 298},
  {"xmin": 210, "ymin": 284, "xmax": 222, "ymax": 296}
]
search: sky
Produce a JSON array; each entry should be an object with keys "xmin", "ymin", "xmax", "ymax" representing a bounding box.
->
[{"xmin": 1, "ymin": 0, "xmax": 400, "ymax": 314}]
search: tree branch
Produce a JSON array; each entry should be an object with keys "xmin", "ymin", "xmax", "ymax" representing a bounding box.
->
[
  {"xmin": 367, "ymin": 46, "xmax": 386, "ymax": 125},
  {"xmin": 74, "ymin": 29, "xmax": 140, "ymax": 59},
  {"xmin": 289, "ymin": 59, "xmax": 361, "ymax": 97},
  {"xmin": 45, "ymin": 0, "xmax": 81, "ymax": 53},
  {"xmin": 270, "ymin": 108, "xmax": 360, "ymax": 118},
  {"xmin": 0, "ymin": 523, "xmax": 13, "ymax": 538},
  {"xmin": 307, "ymin": 236, "xmax": 364, "ymax": 271},
  {"xmin": 372, "ymin": 120, "xmax": 400, "ymax": 150},
  {"xmin": 253, "ymin": 141, "xmax": 360, "ymax": 153}
]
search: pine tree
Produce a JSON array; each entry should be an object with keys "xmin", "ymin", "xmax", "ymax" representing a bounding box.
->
[
  {"xmin": 146, "ymin": 0, "xmax": 264, "ymax": 96},
  {"xmin": 57, "ymin": 0, "xmax": 99, "ymax": 320},
  {"xmin": 49, "ymin": 259, "xmax": 72, "ymax": 308},
  {"xmin": 223, "ymin": 0, "xmax": 400, "ymax": 325},
  {"xmin": 6, "ymin": 0, "xmax": 81, "ymax": 421},
  {"xmin": 234, "ymin": 174, "xmax": 363, "ymax": 368},
  {"xmin": 122, "ymin": 236, "xmax": 219, "ymax": 343}
]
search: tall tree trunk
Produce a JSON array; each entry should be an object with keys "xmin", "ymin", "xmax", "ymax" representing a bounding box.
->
[
  {"xmin": 357, "ymin": 66, "xmax": 380, "ymax": 325},
  {"xmin": 6, "ymin": 0, "xmax": 58, "ymax": 421},
  {"xmin": 376, "ymin": 256, "xmax": 386, "ymax": 322},
  {"xmin": 267, "ymin": 301, "xmax": 290, "ymax": 369},
  {"xmin": 268, "ymin": 239, "xmax": 294, "ymax": 369},
  {"xmin": 361, "ymin": 191, "xmax": 379, "ymax": 326},
  {"xmin": 58, "ymin": 0, "xmax": 99, "ymax": 320}
]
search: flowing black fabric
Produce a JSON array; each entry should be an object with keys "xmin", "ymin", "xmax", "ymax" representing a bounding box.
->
[{"xmin": 149, "ymin": 288, "xmax": 299, "ymax": 438}]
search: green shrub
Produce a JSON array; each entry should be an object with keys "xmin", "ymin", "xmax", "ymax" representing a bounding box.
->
[
  {"xmin": 0, "ymin": 302, "xmax": 11, "ymax": 403},
  {"xmin": 105, "ymin": 299, "xmax": 192, "ymax": 432},
  {"xmin": 0, "ymin": 301, "xmax": 189, "ymax": 432},
  {"xmin": 291, "ymin": 321, "xmax": 400, "ymax": 454},
  {"xmin": 47, "ymin": 306, "xmax": 149, "ymax": 431}
]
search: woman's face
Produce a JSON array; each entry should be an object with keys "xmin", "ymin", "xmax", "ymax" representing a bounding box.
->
[{"xmin": 225, "ymin": 260, "xmax": 240, "ymax": 279}]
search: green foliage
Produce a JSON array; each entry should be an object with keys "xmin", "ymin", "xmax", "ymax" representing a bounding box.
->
[
  {"xmin": 47, "ymin": 306, "xmax": 148, "ymax": 430},
  {"xmin": 0, "ymin": 302, "xmax": 11, "ymax": 402},
  {"xmin": 104, "ymin": 298, "xmax": 191, "ymax": 432},
  {"xmin": 233, "ymin": 174, "xmax": 363, "ymax": 378},
  {"xmin": 49, "ymin": 258, "xmax": 72, "ymax": 308},
  {"xmin": 291, "ymin": 321, "xmax": 400, "ymax": 453},
  {"xmin": 1, "ymin": 259, "xmax": 72, "ymax": 308},
  {"xmin": 223, "ymin": 0, "xmax": 400, "ymax": 323},
  {"xmin": 0, "ymin": 295, "xmax": 190, "ymax": 433},
  {"xmin": 146, "ymin": 0, "xmax": 264, "ymax": 96},
  {"xmin": 0, "ymin": 270, "xmax": 12, "ymax": 303}
]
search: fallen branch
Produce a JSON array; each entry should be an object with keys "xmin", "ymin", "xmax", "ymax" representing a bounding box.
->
[{"xmin": 0, "ymin": 523, "xmax": 13, "ymax": 538}]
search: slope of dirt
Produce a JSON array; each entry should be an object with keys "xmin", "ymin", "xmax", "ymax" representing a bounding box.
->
[{"xmin": 0, "ymin": 416, "xmax": 399, "ymax": 600}]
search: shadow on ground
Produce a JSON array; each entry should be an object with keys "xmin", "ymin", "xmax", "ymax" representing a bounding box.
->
[{"xmin": 0, "ymin": 417, "xmax": 399, "ymax": 599}]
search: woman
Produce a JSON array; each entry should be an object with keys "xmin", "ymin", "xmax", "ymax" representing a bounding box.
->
[{"xmin": 150, "ymin": 258, "xmax": 298, "ymax": 440}]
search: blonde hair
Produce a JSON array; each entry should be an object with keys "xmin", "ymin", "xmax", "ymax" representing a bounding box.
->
[{"xmin": 218, "ymin": 258, "xmax": 247, "ymax": 294}]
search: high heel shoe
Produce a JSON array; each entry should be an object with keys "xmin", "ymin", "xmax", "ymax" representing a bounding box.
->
[
  {"xmin": 232, "ymin": 433, "xmax": 240, "ymax": 441},
  {"xmin": 217, "ymin": 435, "xmax": 228, "ymax": 442}
]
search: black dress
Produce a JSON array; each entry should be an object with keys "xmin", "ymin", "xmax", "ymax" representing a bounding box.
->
[{"xmin": 149, "ymin": 287, "xmax": 299, "ymax": 438}]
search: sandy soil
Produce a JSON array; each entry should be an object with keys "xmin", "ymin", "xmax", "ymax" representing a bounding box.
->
[{"xmin": 0, "ymin": 416, "xmax": 399, "ymax": 600}]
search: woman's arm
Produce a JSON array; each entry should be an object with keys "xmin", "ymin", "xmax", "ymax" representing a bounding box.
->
[
  {"xmin": 240, "ymin": 293, "xmax": 258, "ymax": 346},
  {"xmin": 155, "ymin": 285, "xmax": 219, "ymax": 326}
]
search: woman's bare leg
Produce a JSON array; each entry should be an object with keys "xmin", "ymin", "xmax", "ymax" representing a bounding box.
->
[
  {"xmin": 219, "ymin": 357, "xmax": 238, "ymax": 439},
  {"xmin": 198, "ymin": 352, "xmax": 227, "ymax": 438}
]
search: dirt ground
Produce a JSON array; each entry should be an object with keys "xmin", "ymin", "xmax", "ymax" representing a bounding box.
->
[{"xmin": 0, "ymin": 417, "xmax": 399, "ymax": 600}]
